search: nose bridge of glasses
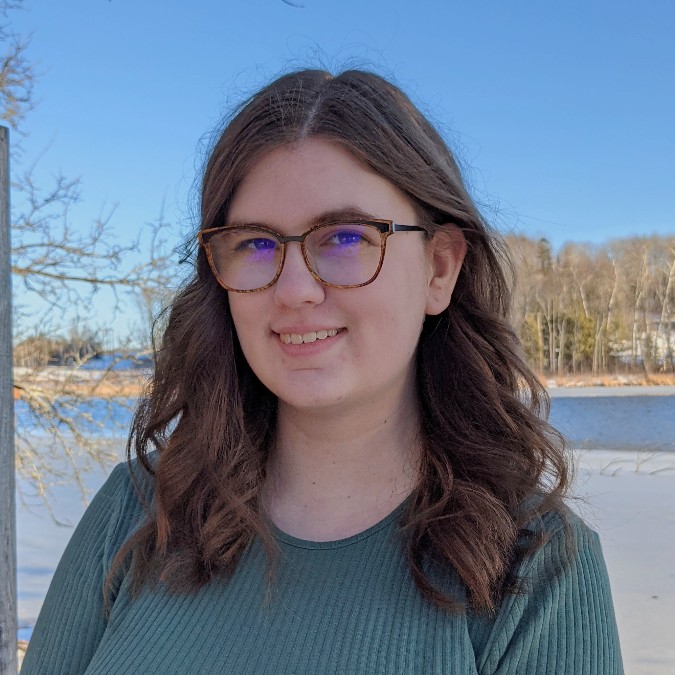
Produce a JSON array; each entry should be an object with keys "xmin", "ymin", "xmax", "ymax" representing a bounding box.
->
[
  {"xmin": 278, "ymin": 233, "xmax": 306, "ymax": 244},
  {"xmin": 272, "ymin": 238, "xmax": 325, "ymax": 305},
  {"xmin": 277, "ymin": 234, "xmax": 317, "ymax": 282}
]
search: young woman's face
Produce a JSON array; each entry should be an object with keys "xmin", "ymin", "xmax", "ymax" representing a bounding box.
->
[{"xmin": 227, "ymin": 138, "xmax": 459, "ymax": 415}]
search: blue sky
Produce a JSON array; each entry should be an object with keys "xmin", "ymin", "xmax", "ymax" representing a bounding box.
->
[{"xmin": 10, "ymin": 0, "xmax": 675, "ymax": 342}]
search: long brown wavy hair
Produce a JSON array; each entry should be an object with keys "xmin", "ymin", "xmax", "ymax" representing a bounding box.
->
[{"xmin": 112, "ymin": 68, "xmax": 571, "ymax": 613}]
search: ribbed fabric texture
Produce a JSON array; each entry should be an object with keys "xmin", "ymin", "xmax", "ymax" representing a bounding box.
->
[{"xmin": 21, "ymin": 461, "xmax": 623, "ymax": 674}]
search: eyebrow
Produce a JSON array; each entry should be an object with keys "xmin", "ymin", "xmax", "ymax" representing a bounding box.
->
[{"xmin": 225, "ymin": 207, "xmax": 382, "ymax": 230}]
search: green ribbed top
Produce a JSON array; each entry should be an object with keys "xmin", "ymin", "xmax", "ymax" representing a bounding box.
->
[{"xmin": 21, "ymin": 461, "xmax": 623, "ymax": 674}]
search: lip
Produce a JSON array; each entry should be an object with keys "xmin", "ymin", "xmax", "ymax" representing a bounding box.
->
[
  {"xmin": 272, "ymin": 327, "xmax": 346, "ymax": 355},
  {"xmin": 272, "ymin": 326, "xmax": 345, "ymax": 335}
]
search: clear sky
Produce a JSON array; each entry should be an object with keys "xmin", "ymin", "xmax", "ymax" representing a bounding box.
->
[{"xmin": 9, "ymin": 0, "xmax": 675, "ymax": 342}]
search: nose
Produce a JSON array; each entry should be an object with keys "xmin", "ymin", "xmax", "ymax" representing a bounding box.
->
[{"xmin": 273, "ymin": 242, "xmax": 325, "ymax": 308}]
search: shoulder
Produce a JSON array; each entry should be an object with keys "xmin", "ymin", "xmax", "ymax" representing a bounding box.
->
[
  {"xmin": 77, "ymin": 453, "xmax": 157, "ymax": 562},
  {"xmin": 96, "ymin": 453, "xmax": 156, "ymax": 514},
  {"xmin": 468, "ymin": 506, "xmax": 623, "ymax": 674},
  {"xmin": 521, "ymin": 505, "xmax": 602, "ymax": 574},
  {"xmin": 499, "ymin": 504, "xmax": 611, "ymax": 610},
  {"xmin": 19, "ymin": 456, "xmax": 158, "ymax": 674},
  {"xmin": 105, "ymin": 452, "xmax": 157, "ymax": 504}
]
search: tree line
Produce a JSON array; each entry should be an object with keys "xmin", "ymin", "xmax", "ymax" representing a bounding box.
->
[{"xmin": 504, "ymin": 234, "xmax": 675, "ymax": 377}]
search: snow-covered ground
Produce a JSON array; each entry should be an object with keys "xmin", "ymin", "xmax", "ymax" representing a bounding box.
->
[
  {"xmin": 549, "ymin": 385, "xmax": 675, "ymax": 398},
  {"xmin": 571, "ymin": 450, "xmax": 675, "ymax": 674}
]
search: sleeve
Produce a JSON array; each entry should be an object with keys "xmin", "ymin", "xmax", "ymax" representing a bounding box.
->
[
  {"xmin": 469, "ymin": 515, "xmax": 624, "ymax": 675},
  {"xmin": 20, "ymin": 462, "xmax": 141, "ymax": 675}
]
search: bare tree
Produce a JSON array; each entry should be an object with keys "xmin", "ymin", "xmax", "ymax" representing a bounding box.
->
[
  {"xmin": 0, "ymin": 0, "xmax": 33, "ymax": 134},
  {"xmin": 2, "ymin": 1, "xmax": 179, "ymax": 500},
  {"xmin": 655, "ymin": 238, "xmax": 675, "ymax": 372},
  {"xmin": 505, "ymin": 234, "xmax": 674, "ymax": 380},
  {"xmin": 11, "ymin": 180, "xmax": 177, "ymax": 501}
]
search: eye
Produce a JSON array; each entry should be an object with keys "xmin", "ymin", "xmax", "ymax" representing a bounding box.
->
[
  {"xmin": 315, "ymin": 224, "xmax": 380, "ymax": 249},
  {"xmin": 234, "ymin": 237, "xmax": 277, "ymax": 253},
  {"xmin": 329, "ymin": 230, "xmax": 367, "ymax": 246}
]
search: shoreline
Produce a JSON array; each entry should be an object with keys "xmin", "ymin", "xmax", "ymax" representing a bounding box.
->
[
  {"xmin": 12, "ymin": 369, "xmax": 675, "ymax": 399},
  {"xmin": 543, "ymin": 372, "xmax": 675, "ymax": 387},
  {"xmin": 548, "ymin": 384, "xmax": 675, "ymax": 398}
]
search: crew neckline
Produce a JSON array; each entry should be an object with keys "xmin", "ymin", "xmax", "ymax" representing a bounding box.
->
[{"xmin": 270, "ymin": 496, "xmax": 410, "ymax": 550}]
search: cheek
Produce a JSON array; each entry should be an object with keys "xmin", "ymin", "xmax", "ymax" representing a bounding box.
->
[
  {"xmin": 384, "ymin": 257, "xmax": 430, "ymax": 325},
  {"xmin": 228, "ymin": 297, "xmax": 263, "ymax": 358},
  {"xmin": 359, "ymin": 285, "xmax": 427, "ymax": 361},
  {"xmin": 227, "ymin": 296, "xmax": 245, "ymax": 337}
]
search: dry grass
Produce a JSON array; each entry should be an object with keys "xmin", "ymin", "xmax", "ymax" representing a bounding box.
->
[
  {"xmin": 14, "ymin": 369, "xmax": 150, "ymax": 399},
  {"xmin": 543, "ymin": 372, "xmax": 675, "ymax": 388},
  {"xmin": 17, "ymin": 639, "xmax": 28, "ymax": 670},
  {"xmin": 14, "ymin": 368, "xmax": 675, "ymax": 401}
]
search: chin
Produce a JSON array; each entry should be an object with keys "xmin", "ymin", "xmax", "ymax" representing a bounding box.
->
[
  {"xmin": 275, "ymin": 388, "xmax": 348, "ymax": 412},
  {"xmin": 261, "ymin": 368, "xmax": 348, "ymax": 410},
  {"xmin": 269, "ymin": 380, "xmax": 357, "ymax": 414}
]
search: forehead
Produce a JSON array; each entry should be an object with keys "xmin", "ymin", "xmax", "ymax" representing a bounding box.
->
[{"xmin": 227, "ymin": 138, "xmax": 416, "ymax": 230}]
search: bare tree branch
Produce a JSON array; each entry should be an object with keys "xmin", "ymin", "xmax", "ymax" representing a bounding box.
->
[
  {"xmin": 1, "ymin": 1, "xmax": 180, "ymax": 502},
  {"xmin": 0, "ymin": 1, "xmax": 34, "ymax": 132}
]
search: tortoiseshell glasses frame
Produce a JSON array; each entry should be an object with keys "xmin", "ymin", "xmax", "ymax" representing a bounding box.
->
[{"xmin": 197, "ymin": 218, "xmax": 426, "ymax": 293}]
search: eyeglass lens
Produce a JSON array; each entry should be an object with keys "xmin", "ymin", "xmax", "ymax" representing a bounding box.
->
[{"xmin": 208, "ymin": 223, "xmax": 383, "ymax": 291}]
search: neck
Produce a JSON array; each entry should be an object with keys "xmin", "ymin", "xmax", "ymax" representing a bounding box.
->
[{"xmin": 264, "ymin": 382, "xmax": 422, "ymax": 540}]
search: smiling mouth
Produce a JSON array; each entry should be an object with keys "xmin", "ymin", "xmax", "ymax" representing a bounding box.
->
[{"xmin": 278, "ymin": 328, "xmax": 343, "ymax": 345}]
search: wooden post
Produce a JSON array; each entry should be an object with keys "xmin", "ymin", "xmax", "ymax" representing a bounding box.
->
[{"xmin": 0, "ymin": 126, "xmax": 18, "ymax": 674}]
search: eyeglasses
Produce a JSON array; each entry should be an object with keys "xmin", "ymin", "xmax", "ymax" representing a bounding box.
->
[{"xmin": 198, "ymin": 219, "xmax": 426, "ymax": 292}]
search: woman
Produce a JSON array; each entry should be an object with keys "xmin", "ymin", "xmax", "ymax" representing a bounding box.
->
[{"xmin": 22, "ymin": 69, "xmax": 623, "ymax": 674}]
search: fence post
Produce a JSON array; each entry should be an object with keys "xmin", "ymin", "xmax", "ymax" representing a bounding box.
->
[{"xmin": 0, "ymin": 125, "xmax": 18, "ymax": 674}]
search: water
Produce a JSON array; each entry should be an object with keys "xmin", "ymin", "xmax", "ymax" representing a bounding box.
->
[
  {"xmin": 14, "ymin": 390, "xmax": 675, "ymax": 634},
  {"xmin": 15, "ymin": 391, "xmax": 675, "ymax": 451},
  {"xmin": 15, "ymin": 397, "xmax": 136, "ymax": 437},
  {"xmin": 549, "ymin": 393, "xmax": 675, "ymax": 453}
]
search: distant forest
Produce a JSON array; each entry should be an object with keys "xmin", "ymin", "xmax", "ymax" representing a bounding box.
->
[{"xmin": 504, "ymin": 234, "xmax": 675, "ymax": 376}]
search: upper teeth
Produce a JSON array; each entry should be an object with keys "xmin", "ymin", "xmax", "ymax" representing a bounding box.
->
[{"xmin": 280, "ymin": 329, "xmax": 339, "ymax": 344}]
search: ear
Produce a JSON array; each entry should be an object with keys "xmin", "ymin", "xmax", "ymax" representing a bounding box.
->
[{"xmin": 425, "ymin": 226, "xmax": 467, "ymax": 316}]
